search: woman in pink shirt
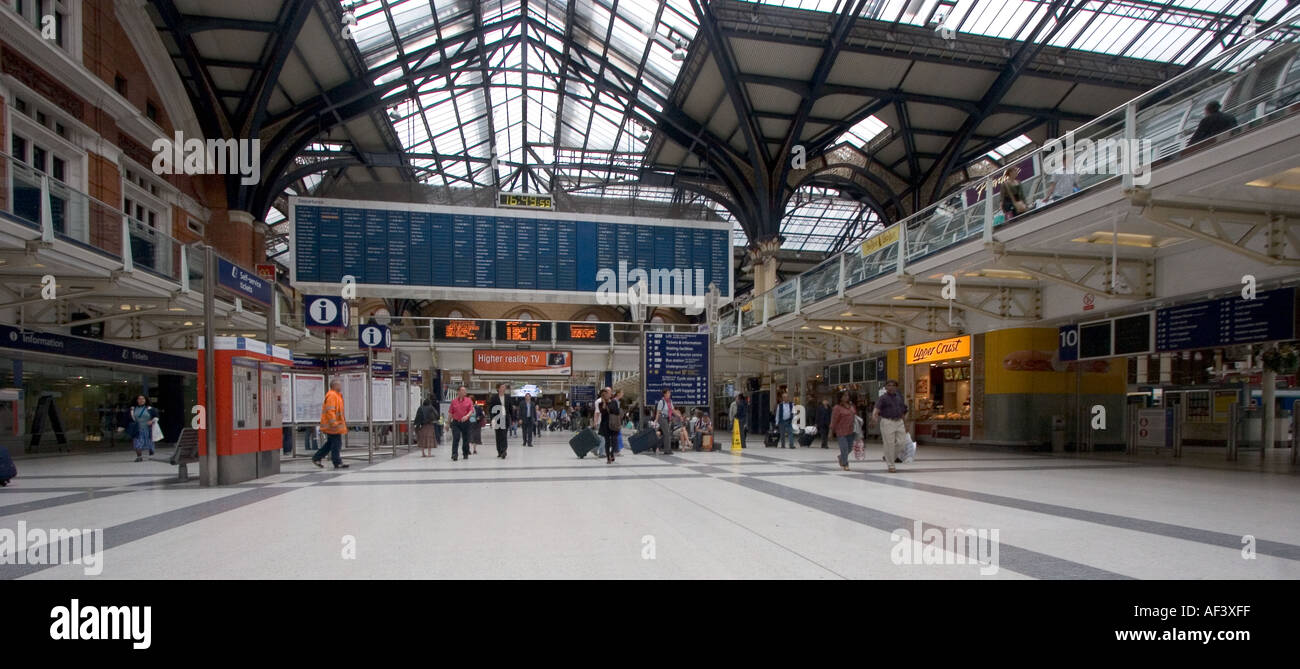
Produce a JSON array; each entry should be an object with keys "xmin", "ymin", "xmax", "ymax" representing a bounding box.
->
[{"xmin": 830, "ymin": 391, "xmax": 858, "ymax": 471}]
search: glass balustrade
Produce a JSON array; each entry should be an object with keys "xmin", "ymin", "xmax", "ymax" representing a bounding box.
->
[{"xmin": 717, "ymin": 22, "xmax": 1300, "ymax": 341}]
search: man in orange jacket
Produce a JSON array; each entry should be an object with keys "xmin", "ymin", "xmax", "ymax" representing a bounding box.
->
[{"xmin": 312, "ymin": 379, "xmax": 350, "ymax": 469}]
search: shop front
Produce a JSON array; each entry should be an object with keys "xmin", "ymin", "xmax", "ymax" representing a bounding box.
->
[
  {"xmin": 905, "ymin": 335, "xmax": 973, "ymax": 442},
  {"xmin": 0, "ymin": 326, "xmax": 197, "ymax": 453}
]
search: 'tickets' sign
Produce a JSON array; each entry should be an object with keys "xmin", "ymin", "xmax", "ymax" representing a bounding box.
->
[
  {"xmin": 473, "ymin": 350, "xmax": 572, "ymax": 376},
  {"xmin": 906, "ymin": 336, "xmax": 971, "ymax": 365}
]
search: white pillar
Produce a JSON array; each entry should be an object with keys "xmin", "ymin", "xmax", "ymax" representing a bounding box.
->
[{"xmin": 1159, "ymin": 354, "xmax": 1173, "ymax": 385}]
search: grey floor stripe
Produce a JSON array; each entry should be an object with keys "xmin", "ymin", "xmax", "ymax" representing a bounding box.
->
[
  {"xmin": 722, "ymin": 475, "xmax": 1131, "ymax": 580},
  {"xmin": 0, "ymin": 490, "xmax": 136, "ymax": 518},
  {"xmin": 360, "ymin": 463, "xmax": 679, "ymax": 473},
  {"xmin": 314, "ymin": 472, "xmax": 709, "ymax": 486},
  {"xmin": 848, "ymin": 472, "xmax": 1300, "ymax": 561},
  {"xmin": 2, "ymin": 486, "xmax": 301, "ymax": 579}
]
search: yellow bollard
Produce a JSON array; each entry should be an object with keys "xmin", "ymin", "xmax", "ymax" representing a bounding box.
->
[{"xmin": 731, "ymin": 418, "xmax": 742, "ymax": 453}]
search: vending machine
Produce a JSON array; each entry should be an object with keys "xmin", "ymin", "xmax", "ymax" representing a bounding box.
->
[{"xmin": 198, "ymin": 337, "xmax": 292, "ymax": 485}]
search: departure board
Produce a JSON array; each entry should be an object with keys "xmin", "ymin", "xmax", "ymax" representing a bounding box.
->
[
  {"xmin": 557, "ymin": 322, "xmax": 610, "ymax": 343},
  {"xmin": 436, "ymin": 319, "xmax": 491, "ymax": 341},
  {"xmin": 291, "ymin": 197, "xmax": 732, "ymax": 303},
  {"xmin": 496, "ymin": 321, "xmax": 552, "ymax": 342}
]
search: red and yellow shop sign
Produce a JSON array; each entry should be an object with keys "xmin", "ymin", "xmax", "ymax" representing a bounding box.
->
[{"xmin": 906, "ymin": 336, "xmax": 971, "ymax": 365}]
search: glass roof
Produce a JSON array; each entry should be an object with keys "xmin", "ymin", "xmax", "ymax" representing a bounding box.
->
[
  {"xmin": 742, "ymin": 0, "xmax": 1294, "ymax": 65},
  {"xmin": 287, "ymin": 0, "xmax": 1296, "ymax": 266},
  {"xmin": 345, "ymin": 0, "xmax": 699, "ymax": 193}
]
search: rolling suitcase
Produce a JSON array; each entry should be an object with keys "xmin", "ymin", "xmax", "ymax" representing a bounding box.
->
[
  {"xmin": 629, "ymin": 427, "xmax": 657, "ymax": 454},
  {"xmin": 569, "ymin": 428, "xmax": 600, "ymax": 459},
  {"xmin": 0, "ymin": 446, "xmax": 16, "ymax": 486},
  {"xmin": 764, "ymin": 426, "xmax": 779, "ymax": 448}
]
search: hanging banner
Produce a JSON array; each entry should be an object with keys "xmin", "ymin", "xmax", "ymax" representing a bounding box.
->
[{"xmin": 473, "ymin": 350, "xmax": 572, "ymax": 376}]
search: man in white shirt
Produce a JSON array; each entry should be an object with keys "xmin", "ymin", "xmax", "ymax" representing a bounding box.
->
[{"xmin": 653, "ymin": 389, "xmax": 674, "ymax": 454}]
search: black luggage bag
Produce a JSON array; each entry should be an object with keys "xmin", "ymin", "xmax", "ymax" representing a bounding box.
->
[
  {"xmin": 764, "ymin": 426, "xmax": 779, "ymax": 448},
  {"xmin": 629, "ymin": 427, "xmax": 658, "ymax": 454},
  {"xmin": 570, "ymin": 428, "xmax": 600, "ymax": 459}
]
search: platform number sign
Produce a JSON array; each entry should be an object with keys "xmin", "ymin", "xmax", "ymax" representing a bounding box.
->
[
  {"xmin": 359, "ymin": 324, "xmax": 392, "ymax": 351},
  {"xmin": 304, "ymin": 295, "xmax": 349, "ymax": 331},
  {"xmin": 1058, "ymin": 324, "xmax": 1079, "ymax": 362}
]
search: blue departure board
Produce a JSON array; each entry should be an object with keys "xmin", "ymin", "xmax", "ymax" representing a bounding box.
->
[
  {"xmin": 291, "ymin": 197, "xmax": 732, "ymax": 302},
  {"xmin": 1155, "ymin": 287, "xmax": 1296, "ymax": 352}
]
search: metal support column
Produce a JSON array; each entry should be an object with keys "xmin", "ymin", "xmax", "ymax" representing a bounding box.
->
[{"xmin": 202, "ymin": 245, "xmax": 218, "ymax": 486}]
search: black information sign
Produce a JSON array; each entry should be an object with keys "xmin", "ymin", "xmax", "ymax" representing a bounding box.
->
[
  {"xmin": 1113, "ymin": 313, "xmax": 1152, "ymax": 356},
  {"xmin": 1079, "ymin": 321, "xmax": 1112, "ymax": 360}
]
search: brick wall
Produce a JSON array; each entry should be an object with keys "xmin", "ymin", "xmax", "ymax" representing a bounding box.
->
[
  {"xmin": 2, "ymin": 9, "xmax": 264, "ymax": 269},
  {"xmin": 86, "ymin": 153, "xmax": 121, "ymax": 255}
]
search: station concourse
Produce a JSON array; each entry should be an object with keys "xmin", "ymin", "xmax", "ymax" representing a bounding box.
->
[{"xmin": 0, "ymin": 0, "xmax": 1298, "ymax": 582}]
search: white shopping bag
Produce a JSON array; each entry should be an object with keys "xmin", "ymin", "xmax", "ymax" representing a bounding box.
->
[{"xmin": 902, "ymin": 434, "xmax": 916, "ymax": 463}]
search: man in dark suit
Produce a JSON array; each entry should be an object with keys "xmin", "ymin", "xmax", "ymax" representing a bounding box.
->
[
  {"xmin": 519, "ymin": 393, "xmax": 538, "ymax": 447},
  {"xmin": 488, "ymin": 383, "xmax": 515, "ymax": 459},
  {"xmin": 1189, "ymin": 101, "xmax": 1237, "ymax": 145}
]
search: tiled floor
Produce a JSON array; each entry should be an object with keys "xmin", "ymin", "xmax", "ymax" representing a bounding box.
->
[{"xmin": 1, "ymin": 432, "xmax": 1296, "ymax": 579}]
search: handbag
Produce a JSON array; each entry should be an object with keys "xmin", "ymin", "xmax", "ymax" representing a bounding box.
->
[
  {"xmin": 853, "ymin": 438, "xmax": 865, "ymax": 461},
  {"xmin": 151, "ymin": 421, "xmax": 164, "ymax": 442}
]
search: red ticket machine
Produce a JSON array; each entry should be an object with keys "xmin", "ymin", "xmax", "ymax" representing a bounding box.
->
[{"xmin": 198, "ymin": 337, "xmax": 292, "ymax": 485}]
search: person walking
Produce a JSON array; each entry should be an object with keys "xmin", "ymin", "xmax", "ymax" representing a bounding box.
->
[
  {"xmin": 831, "ymin": 391, "xmax": 857, "ymax": 471},
  {"xmin": 816, "ymin": 398, "xmax": 832, "ymax": 449},
  {"xmin": 1000, "ymin": 168, "xmax": 1027, "ymax": 221},
  {"xmin": 519, "ymin": 393, "xmax": 538, "ymax": 447},
  {"xmin": 415, "ymin": 398, "xmax": 438, "ymax": 457},
  {"xmin": 774, "ymin": 392, "xmax": 795, "ymax": 449},
  {"xmin": 128, "ymin": 395, "xmax": 158, "ymax": 462},
  {"xmin": 471, "ymin": 402, "xmax": 484, "ymax": 454},
  {"xmin": 448, "ymin": 386, "xmax": 474, "ymax": 461},
  {"xmin": 488, "ymin": 382, "xmax": 513, "ymax": 459},
  {"xmin": 653, "ymin": 389, "xmax": 675, "ymax": 455},
  {"xmin": 731, "ymin": 393, "xmax": 748, "ymax": 447},
  {"xmin": 612, "ymin": 390, "xmax": 626, "ymax": 453},
  {"xmin": 1189, "ymin": 100, "xmax": 1237, "ymax": 144},
  {"xmin": 312, "ymin": 380, "xmax": 350, "ymax": 469},
  {"xmin": 598, "ymin": 387, "xmax": 619, "ymax": 464},
  {"xmin": 872, "ymin": 379, "xmax": 909, "ymax": 473}
]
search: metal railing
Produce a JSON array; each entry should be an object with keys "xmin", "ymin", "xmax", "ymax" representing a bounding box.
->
[
  {"xmin": 0, "ymin": 150, "xmax": 190, "ymax": 285},
  {"xmin": 720, "ymin": 14, "xmax": 1300, "ymax": 339}
]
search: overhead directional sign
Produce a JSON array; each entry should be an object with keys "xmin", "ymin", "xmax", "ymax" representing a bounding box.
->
[
  {"xmin": 218, "ymin": 258, "xmax": 273, "ymax": 306},
  {"xmin": 644, "ymin": 332, "xmax": 709, "ymax": 406},
  {"xmin": 304, "ymin": 295, "xmax": 349, "ymax": 331},
  {"xmin": 358, "ymin": 324, "xmax": 392, "ymax": 351}
]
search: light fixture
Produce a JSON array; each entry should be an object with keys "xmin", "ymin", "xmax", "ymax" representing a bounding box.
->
[{"xmin": 672, "ymin": 37, "xmax": 687, "ymax": 61}]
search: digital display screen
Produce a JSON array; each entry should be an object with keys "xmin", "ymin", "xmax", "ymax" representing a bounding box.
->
[
  {"xmin": 1113, "ymin": 313, "xmax": 1152, "ymax": 355},
  {"xmin": 436, "ymin": 319, "xmax": 490, "ymax": 341},
  {"xmin": 498, "ymin": 192, "xmax": 554, "ymax": 210},
  {"xmin": 496, "ymin": 321, "xmax": 552, "ymax": 342},
  {"xmin": 557, "ymin": 322, "xmax": 610, "ymax": 343},
  {"xmin": 1079, "ymin": 321, "xmax": 1112, "ymax": 359}
]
